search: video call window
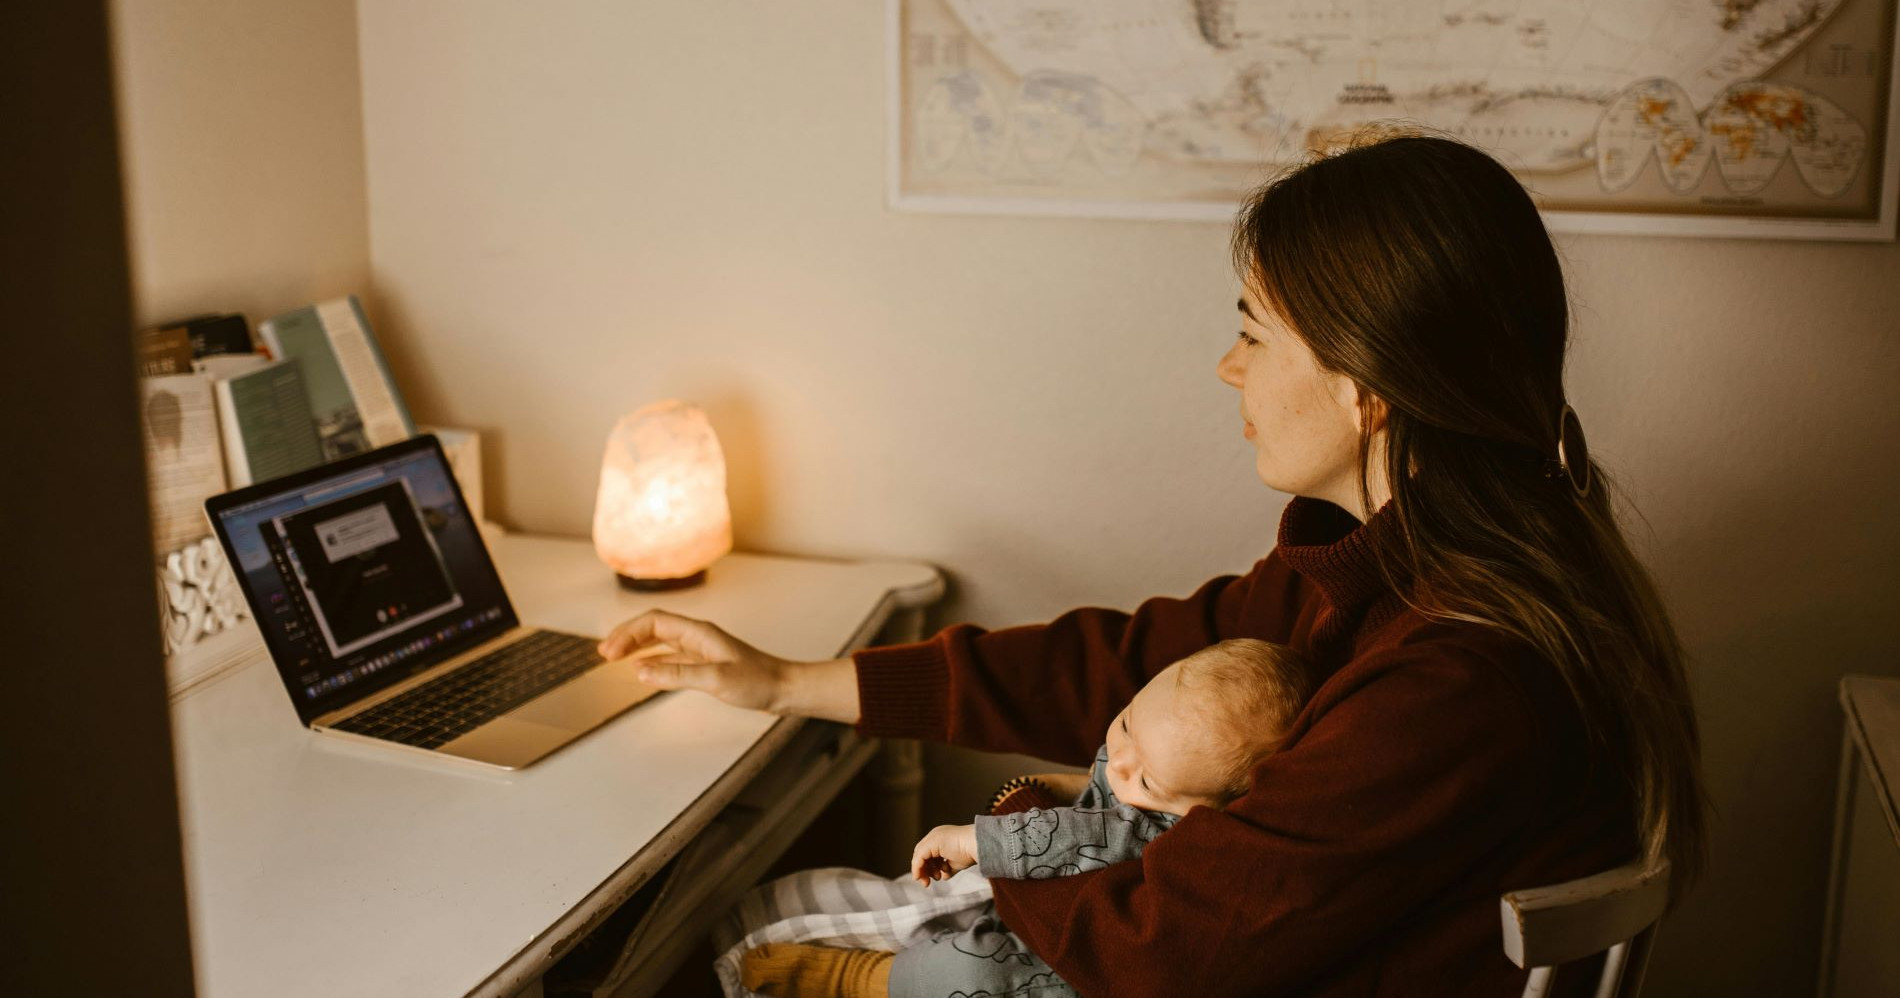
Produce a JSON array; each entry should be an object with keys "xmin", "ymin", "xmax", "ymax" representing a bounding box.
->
[{"xmin": 269, "ymin": 480, "xmax": 463, "ymax": 657}]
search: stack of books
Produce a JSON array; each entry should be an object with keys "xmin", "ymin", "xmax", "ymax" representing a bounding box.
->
[
  {"xmin": 135, "ymin": 295, "xmax": 417, "ymax": 515},
  {"xmin": 134, "ymin": 297, "xmax": 439, "ymax": 664}
]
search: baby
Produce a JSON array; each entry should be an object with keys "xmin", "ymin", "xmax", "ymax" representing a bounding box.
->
[{"xmin": 740, "ymin": 637, "xmax": 1312, "ymax": 998}]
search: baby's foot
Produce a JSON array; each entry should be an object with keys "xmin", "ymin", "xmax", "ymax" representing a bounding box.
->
[{"xmin": 741, "ymin": 942, "xmax": 894, "ymax": 998}]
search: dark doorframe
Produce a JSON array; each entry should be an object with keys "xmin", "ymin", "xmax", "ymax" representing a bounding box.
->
[{"xmin": 1, "ymin": 3, "xmax": 197, "ymax": 993}]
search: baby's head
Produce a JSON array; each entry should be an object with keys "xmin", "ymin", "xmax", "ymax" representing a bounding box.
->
[{"xmin": 1103, "ymin": 638, "xmax": 1311, "ymax": 814}]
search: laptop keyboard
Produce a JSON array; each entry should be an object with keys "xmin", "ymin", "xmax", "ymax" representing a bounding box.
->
[{"xmin": 330, "ymin": 630, "xmax": 603, "ymax": 750}]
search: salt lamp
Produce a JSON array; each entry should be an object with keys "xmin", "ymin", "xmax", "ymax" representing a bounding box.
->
[{"xmin": 592, "ymin": 401, "xmax": 731, "ymax": 589}]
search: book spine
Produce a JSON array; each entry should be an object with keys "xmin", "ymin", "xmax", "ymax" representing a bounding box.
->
[
  {"xmin": 346, "ymin": 295, "xmax": 416, "ymax": 436},
  {"xmin": 211, "ymin": 377, "xmax": 254, "ymax": 488}
]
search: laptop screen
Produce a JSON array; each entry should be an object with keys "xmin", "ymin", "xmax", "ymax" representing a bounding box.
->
[{"xmin": 207, "ymin": 436, "xmax": 518, "ymax": 724}]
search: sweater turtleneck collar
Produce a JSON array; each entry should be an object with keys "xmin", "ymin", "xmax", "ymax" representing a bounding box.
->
[{"xmin": 1274, "ymin": 496, "xmax": 1405, "ymax": 612}]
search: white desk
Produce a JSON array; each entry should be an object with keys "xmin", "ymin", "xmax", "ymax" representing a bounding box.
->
[{"xmin": 171, "ymin": 536, "xmax": 941, "ymax": 997}]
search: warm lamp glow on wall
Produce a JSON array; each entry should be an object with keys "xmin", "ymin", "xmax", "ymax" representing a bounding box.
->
[{"xmin": 592, "ymin": 400, "xmax": 732, "ymax": 590}]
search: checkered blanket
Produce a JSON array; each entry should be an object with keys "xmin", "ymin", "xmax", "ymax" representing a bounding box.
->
[{"xmin": 711, "ymin": 866, "xmax": 996, "ymax": 998}]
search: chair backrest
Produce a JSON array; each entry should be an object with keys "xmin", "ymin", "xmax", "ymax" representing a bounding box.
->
[{"xmin": 1500, "ymin": 859, "xmax": 1671, "ymax": 998}]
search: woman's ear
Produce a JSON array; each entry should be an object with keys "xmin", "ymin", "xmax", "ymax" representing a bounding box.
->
[{"xmin": 1351, "ymin": 385, "xmax": 1390, "ymax": 436}]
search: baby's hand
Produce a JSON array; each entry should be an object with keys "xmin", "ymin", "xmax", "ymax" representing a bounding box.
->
[{"xmin": 909, "ymin": 823, "xmax": 979, "ymax": 887}]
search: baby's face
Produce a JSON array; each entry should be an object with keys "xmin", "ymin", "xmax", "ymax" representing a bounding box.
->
[{"xmin": 1102, "ymin": 663, "xmax": 1231, "ymax": 814}]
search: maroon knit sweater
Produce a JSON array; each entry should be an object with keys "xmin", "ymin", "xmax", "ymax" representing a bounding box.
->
[{"xmin": 853, "ymin": 498, "xmax": 1634, "ymax": 998}]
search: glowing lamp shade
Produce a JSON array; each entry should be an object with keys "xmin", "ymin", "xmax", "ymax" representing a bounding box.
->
[{"xmin": 592, "ymin": 401, "xmax": 732, "ymax": 589}]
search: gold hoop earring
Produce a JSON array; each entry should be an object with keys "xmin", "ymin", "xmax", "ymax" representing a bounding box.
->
[{"xmin": 1555, "ymin": 404, "xmax": 1591, "ymax": 497}]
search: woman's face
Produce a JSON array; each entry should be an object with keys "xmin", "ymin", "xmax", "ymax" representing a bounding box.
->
[{"xmin": 1216, "ymin": 284, "xmax": 1379, "ymax": 518}]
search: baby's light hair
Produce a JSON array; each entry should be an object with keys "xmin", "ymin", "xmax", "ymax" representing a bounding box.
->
[{"xmin": 1170, "ymin": 638, "xmax": 1313, "ymax": 802}]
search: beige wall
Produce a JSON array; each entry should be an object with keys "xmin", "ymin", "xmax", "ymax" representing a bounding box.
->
[
  {"xmin": 342, "ymin": 2, "xmax": 1900, "ymax": 994},
  {"xmin": 111, "ymin": 0, "xmax": 370, "ymax": 328}
]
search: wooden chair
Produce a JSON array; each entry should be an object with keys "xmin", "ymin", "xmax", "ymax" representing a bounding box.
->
[{"xmin": 1500, "ymin": 859, "xmax": 1671, "ymax": 998}]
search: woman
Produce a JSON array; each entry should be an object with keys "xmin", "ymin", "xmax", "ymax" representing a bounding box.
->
[{"xmin": 599, "ymin": 135, "xmax": 1707, "ymax": 996}]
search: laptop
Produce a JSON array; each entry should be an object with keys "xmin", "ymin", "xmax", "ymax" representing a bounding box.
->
[{"xmin": 205, "ymin": 434, "xmax": 663, "ymax": 769}]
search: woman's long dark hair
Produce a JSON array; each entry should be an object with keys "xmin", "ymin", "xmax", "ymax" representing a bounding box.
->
[{"xmin": 1232, "ymin": 135, "xmax": 1708, "ymax": 895}]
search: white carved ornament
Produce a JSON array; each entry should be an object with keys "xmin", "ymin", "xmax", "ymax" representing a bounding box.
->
[{"xmin": 159, "ymin": 536, "xmax": 248, "ymax": 654}]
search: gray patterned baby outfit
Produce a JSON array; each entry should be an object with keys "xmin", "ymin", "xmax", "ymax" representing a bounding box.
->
[{"xmin": 888, "ymin": 746, "xmax": 1180, "ymax": 998}]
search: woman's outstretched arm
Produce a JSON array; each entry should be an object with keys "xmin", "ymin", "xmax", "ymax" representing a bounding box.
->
[
  {"xmin": 853, "ymin": 562, "xmax": 1279, "ymax": 766},
  {"xmin": 601, "ymin": 555, "xmax": 1284, "ymax": 763}
]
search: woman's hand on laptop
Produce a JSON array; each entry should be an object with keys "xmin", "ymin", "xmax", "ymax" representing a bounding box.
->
[
  {"xmin": 598, "ymin": 609, "xmax": 784, "ymax": 711},
  {"xmin": 597, "ymin": 610, "xmax": 861, "ymax": 723}
]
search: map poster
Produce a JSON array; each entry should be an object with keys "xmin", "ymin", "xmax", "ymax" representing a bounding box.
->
[{"xmin": 890, "ymin": 0, "xmax": 1900, "ymax": 240}]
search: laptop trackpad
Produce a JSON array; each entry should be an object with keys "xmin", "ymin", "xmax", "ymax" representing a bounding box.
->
[
  {"xmin": 505, "ymin": 657, "xmax": 661, "ymax": 730},
  {"xmin": 438, "ymin": 658, "xmax": 661, "ymax": 769},
  {"xmin": 440, "ymin": 715, "xmax": 572, "ymax": 768}
]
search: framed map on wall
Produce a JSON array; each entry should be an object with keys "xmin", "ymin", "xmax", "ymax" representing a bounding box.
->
[{"xmin": 888, "ymin": 0, "xmax": 1900, "ymax": 240}]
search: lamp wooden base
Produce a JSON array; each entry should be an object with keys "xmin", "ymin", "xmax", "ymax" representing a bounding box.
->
[{"xmin": 615, "ymin": 570, "xmax": 708, "ymax": 591}]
